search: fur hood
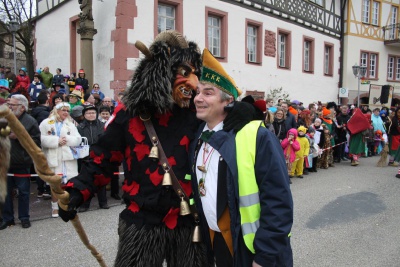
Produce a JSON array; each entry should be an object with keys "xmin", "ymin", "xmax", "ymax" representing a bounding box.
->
[{"xmin": 124, "ymin": 31, "xmax": 202, "ymax": 117}]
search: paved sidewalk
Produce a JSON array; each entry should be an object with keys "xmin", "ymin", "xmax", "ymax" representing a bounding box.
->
[{"xmin": 7, "ymin": 175, "xmax": 124, "ymax": 223}]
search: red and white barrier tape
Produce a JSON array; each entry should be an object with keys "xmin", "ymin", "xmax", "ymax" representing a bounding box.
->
[{"xmin": 7, "ymin": 173, "xmax": 63, "ymax": 177}]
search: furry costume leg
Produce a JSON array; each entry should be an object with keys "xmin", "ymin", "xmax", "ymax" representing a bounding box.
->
[
  {"xmin": 115, "ymin": 218, "xmax": 207, "ymax": 267},
  {"xmin": 0, "ymin": 119, "xmax": 11, "ymax": 205}
]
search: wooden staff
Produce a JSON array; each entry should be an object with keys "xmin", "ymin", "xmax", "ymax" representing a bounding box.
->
[{"xmin": 0, "ymin": 105, "xmax": 107, "ymax": 267}]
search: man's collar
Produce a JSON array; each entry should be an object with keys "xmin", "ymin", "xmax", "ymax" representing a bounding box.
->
[{"xmin": 203, "ymin": 121, "xmax": 223, "ymax": 132}]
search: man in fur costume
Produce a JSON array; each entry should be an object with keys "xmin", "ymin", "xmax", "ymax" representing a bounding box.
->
[{"xmin": 59, "ymin": 31, "xmax": 208, "ymax": 266}]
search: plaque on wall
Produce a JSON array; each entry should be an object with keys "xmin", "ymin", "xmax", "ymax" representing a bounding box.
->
[{"xmin": 264, "ymin": 30, "xmax": 276, "ymax": 57}]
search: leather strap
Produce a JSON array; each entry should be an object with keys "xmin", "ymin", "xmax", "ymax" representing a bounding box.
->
[{"xmin": 142, "ymin": 117, "xmax": 191, "ymax": 204}]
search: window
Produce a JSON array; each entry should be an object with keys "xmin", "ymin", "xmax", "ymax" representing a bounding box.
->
[
  {"xmin": 154, "ymin": 0, "xmax": 182, "ymax": 37},
  {"xmin": 205, "ymin": 7, "xmax": 228, "ymax": 62},
  {"xmin": 372, "ymin": 1, "xmax": 379, "ymax": 25},
  {"xmin": 387, "ymin": 55, "xmax": 400, "ymax": 81},
  {"xmin": 324, "ymin": 43, "xmax": 334, "ymax": 76},
  {"xmin": 158, "ymin": 4, "xmax": 175, "ymax": 33},
  {"xmin": 303, "ymin": 37, "xmax": 314, "ymax": 73},
  {"xmin": 247, "ymin": 26, "xmax": 257, "ymax": 62},
  {"xmin": 208, "ymin": 16, "xmax": 221, "ymax": 57},
  {"xmin": 388, "ymin": 56, "xmax": 394, "ymax": 80},
  {"xmin": 362, "ymin": 0, "xmax": 380, "ymax": 25},
  {"xmin": 277, "ymin": 29, "xmax": 291, "ymax": 70},
  {"xmin": 360, "ymin": 51, "xmax": 379, "ymax": 79},
  {"xmin": 390, "ymin": 6, "xmax": 398, "ymax": 39},
  {"xmin": 309, "ymin": 0, "xmax": 324, "ymax": 6},
  {"xmin": 245, "ymin": 19, "xmax": 263, "ymax": 64}
]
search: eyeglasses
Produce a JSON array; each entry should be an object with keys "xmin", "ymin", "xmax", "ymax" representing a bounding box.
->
[
  {"xmin": 275, "ymin": 113, "xmax": 283, "ymax": 115},
  {"xmin": 7, "ymin": 103, "xmax": 21, "ymax": 107},
  {"xmin": 94, "ymin": 87, "xmax": 100, "ymax": 89}
]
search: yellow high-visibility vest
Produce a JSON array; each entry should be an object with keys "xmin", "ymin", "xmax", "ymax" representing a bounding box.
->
[{"xmin": 236, "ymin": 120, "xmax": 264, "ymax": 253}]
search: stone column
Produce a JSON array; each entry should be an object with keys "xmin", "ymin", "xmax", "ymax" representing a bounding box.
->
[{"xmin": 77, "ymin": 0, "xmax": 97, "ymax": 90}]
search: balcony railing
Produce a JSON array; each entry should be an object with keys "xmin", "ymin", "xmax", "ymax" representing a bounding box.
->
[{"xmin": 383, "ymin": 23, "xmax": 400, "ymax": 45}]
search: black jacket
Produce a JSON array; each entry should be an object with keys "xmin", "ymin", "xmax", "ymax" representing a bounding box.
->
[
  {"xmin": 336, "ymin": 113, "xmax": 350, "ymax": 142},
  {"xmin": 273, "ymin": 118, "xmax": 287, "ymax": 142},
  {"xmin": 10, "ymin": 112, "xmax": 41, "ymax": 168},
  {"xmin": 285, "ymin": 112, "xmax": 297, "ymax": 132},
  {"xmin": 31, "ymin": 105, "xmax": 51, "ymax": 125},
  {"xmin": 75, "ymin": 77, "xmax": 89, "ymax": 93},
  {"xmin": 77, "ymin": 119, "xmax": 104, "ymax": 146}
]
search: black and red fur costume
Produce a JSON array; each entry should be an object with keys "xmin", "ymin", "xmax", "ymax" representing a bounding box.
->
[{"xmin": 63, "ymin": 31, "xmax": 208, "ymax": 266}]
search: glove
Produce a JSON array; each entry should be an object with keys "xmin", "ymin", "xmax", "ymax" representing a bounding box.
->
[
  {"xmin": 223, "ymin": 101, "xmax": 256, "ymax": 133},
  {"xmin": 58, "ymin": 189, "xmax": 83, "ymax": 222}
]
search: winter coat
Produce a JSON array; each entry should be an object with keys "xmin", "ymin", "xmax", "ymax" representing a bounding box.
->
[
  {"xmin": 15, "ymin": 75, "xmax": 30, "ymax": 90},
  {"xmin": 190, "ymin": 122, "xmax": 293, "ymax": 267},
  {"xmin": 10, "ymin": 112, "xmax": 41, "ymax": 169},
  {"xmin": 285, "ymin": 112, "xmax": 297, "ymax": 132},
  {"xmin": 281, "ymin": 128, "xmax": 300, "ymax": 163},
  {"xmin": 39, "ymin": 116, "xmax": 81, "ymax": 182},
  {"xmin": 296, "ymin": 134, "xmax": 310, "ymax": 158},
  {"xmin": 272, "ymin": 118, "xmax": 287, "ymax": 142},
  {"xmin": 336, "ymin": 113, "xmax": 350, "ymax": 142},
  {"xmin": 31, "ymin": 105, "xmax": 51, "ymax": 125},
  {"xmin": 75, "ymin": 77, "xmax": 89, "ymax": 92},
  {"xmin": 371, "ymin": 114, "xmax": 386, "ymax": 134},
  {"xmin": 28, "ymin": 82, "xmax": 46, "ymax": 101},
  {"xmin": 77, "ymin": 119, "xmax": 104, "ymax": 146},
  {"xmin": 40, "ymin": 72, "xmax": 53, "ymax": 89},
  {"xmin": 52, "ymin": 74, "xmax": 64, "ymax": 85}
]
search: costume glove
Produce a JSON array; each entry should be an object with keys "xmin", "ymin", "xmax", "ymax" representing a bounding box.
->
[
  {"xmin": 223, "ymin": 101, "xmax": 256, "ymax": 133},
  {"xmin": 58, "ymin": 189, "xmax": 83, "ymax": 222}
]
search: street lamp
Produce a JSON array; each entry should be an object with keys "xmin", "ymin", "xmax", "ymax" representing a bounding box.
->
[
  {"xmin": 8, "ymin": 17, "xmax": 20, "ymax": 74},
  {"xmin": 352, "ymin": 63, "xmax": 367, "ymax": 108}
]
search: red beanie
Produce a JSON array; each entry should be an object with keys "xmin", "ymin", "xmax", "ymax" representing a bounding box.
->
[{"xmin": 253, "ymin": 100, "xmax": 267, "ymax": 113}]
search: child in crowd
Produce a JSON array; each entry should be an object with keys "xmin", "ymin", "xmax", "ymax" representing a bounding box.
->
[
  {"xmin": 374, "ymin": 130, "xmax": 385, "ymax": 155},
  {"xmin": 319, "ymin": 124, "xmax": 332, "ymax": 169},
  {"xmin": 99, "ymin": 105, "xmax": 111, "ymax": 123},
  {"xmin": 281, "ymin": 128, "xmax": 300, "ymax": 179},
  {"xmin": 306, "ymin": 126, "xmax": 318, "ymax": 173},
  {"xmin": 290, "ymin": 126, "xmax": 310, "ymax": 178}
]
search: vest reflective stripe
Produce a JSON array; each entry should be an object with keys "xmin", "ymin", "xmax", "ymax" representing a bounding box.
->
[
  {"xmin": 236, "ymin": 120, "xmax": 264, "ymax": 254},
  {"xmin": 239, "ymin": 192, "xmax": 259, "ymax": 207}
]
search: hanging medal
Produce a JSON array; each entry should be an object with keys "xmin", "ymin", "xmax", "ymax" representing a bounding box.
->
[
  {"xmin": 197, "ymin": 146, "xmax": 215, "ymax": 197},
  {"xmin": 198, "ymin": 178, "xmax": 206, "ymax": 196},
  {"xmin": 197, "ymin": 143, "xmax": 214, "ymax": 173}
]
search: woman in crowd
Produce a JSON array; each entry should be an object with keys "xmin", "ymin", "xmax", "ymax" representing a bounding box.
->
[
  {"xmin": 77, "ymin": 105, "xmax": 109, "ymax": 212},
  {"xmin": 39, "ymin": 102, "xmax": 81, "ymax": 218},
  {"xmin": 273, "ymin": 107, "xmax": 287, "ymax": 142},
  {"xmin": 68, "ymin": 89, "xmax": 83, "ymax": 111},
  {"xmin": 51, "ymin": 94, "xmax": 63, "ymax": 109}
]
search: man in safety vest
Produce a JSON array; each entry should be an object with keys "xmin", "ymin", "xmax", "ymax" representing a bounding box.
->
[{"xmin": 190, "ymin": 49, "xmax": 293, "ymax": 267}]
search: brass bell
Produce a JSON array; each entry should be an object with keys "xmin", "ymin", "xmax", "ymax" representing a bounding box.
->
[
  {"xmin": 192, "ymin": 224, "xmax": 201, "ymax": 243},
  {"xmin": 0, "ymin": 126, "xmax": 10, "ymax": 137},
  {"xmin": 162, "ymin": 170, "xmax": 172, "ymax": 186},
  {"xmin": 180, "ymin": 196, "xmax": 191, "ymax": 216},
  {"xmin": 148, "ymin": 137, "xmax": 159, "ymax": 160}
]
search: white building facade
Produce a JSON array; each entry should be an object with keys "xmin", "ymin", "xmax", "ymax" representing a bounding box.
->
[
  {"xmin": 34, "ymin": 0, "xmax": 342, "ymax": 104},
  {"xmin": 343, "ymin": 0, "xmax": 400, "ymax": 106}
]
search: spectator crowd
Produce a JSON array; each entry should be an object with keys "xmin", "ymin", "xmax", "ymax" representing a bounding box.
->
[
  {"xmin": 0, "ymin": 64, "xmax": 399, "ymax": 230},
  {"xmin": 0, "ymin": 65, "xmax": 124, "ymax": 230}
]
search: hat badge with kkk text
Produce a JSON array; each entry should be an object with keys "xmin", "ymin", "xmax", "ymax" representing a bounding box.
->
[{"xmin": 200, "ymin": 49, "xmax": 242, "ymax": 99}]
